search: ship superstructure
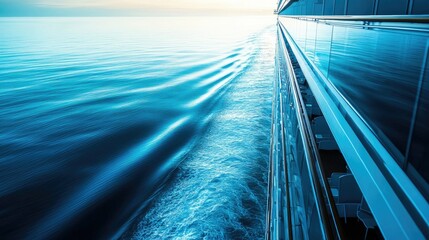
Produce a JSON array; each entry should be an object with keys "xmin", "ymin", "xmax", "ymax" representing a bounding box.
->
[{"xmin": 267, "ymin": 1, "xmax": 429, "ymax": 239}]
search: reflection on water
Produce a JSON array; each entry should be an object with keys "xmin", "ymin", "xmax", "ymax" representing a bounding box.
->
[{"xmin": 0, "ymin": 17, "xmax": 275, "ymax": 239}]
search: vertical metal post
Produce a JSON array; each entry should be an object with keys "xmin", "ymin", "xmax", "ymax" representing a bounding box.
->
[
  {"xmin": 373, "ymin": 0, "xmax": 379, "ymax": 14},
  {"xmin": 404, "ymin": 42, "xmax": 429, "ymax": 169},
  {"xmin": 407, "ymin": 0, "xmax": 414, "ymax": 15},
  {"xmin": 344, "ymin": 0, "xmax": 349, "ymax": 15}
]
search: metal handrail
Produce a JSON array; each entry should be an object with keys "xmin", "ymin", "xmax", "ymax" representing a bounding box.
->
[
  {"xmin": 278, "ymin": 15, "xmax": 429, "ymax": 33},
  {"xmin": 279, "ymin": 74, "xmax": 293, "ymax": 240},
  {"xmin": 266, "ymin": 36, "xmax": 293, "ymax": 239},
  {"xmin": 265, "ymin": 63, "xmax": 276, "ymax": 240},
  {"xmin": 265, "ymin": 123, "xmax": 274, "ymax": 240},
  {"xmin": 280, "ymin": 14, "xmax": 429, "ymax": 23},
  {"xmin": 278, "ymin": 24, "xmax": 345, "ymax": 240}
]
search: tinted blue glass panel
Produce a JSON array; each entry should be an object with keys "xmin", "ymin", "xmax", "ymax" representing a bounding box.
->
[
  {"xmin": 334, "ymin": 0, "xmax": 346, "ymax": 15},
  {"xmin": 347, "ymin": 0, "xmax": 375, "ymax": 15},
  {"xmin": 305, "ymin": 21, "xmax": 317, "ymax": 61},
  {"xmin": 412, "ymin": 0, "xmax": 429, "ymax": 14},
  {"xmin": 328, "ymin": 27, "xmax": 426, "ymax": 155},
  {"xmin": 408, "ymin": 46, "xmax": 429, "ymax": 187},
  {"xmin": 280, "ymin": 17, "xmax": 429, "ymax": 159},
  {"xmin": 323, "ymin": 0, "xmax": 335, "ymax": 15},
  {"xmin": 306, "ymin": 0, "xmax": 314, "ymax": 15},
  {"xmin": 295, "ymin": 20, "xmax": 308, "ymax": 50},
  {"xmin": 377, "ymin": 0, "xmax": 408, "ymax": 15},
  {"xmin": 314, "ymin": 23, "xmax": 333, "ymax": 77},
  {"xmin": 314, "ymin": 1, "xmax": 324, "ymax": 15}
]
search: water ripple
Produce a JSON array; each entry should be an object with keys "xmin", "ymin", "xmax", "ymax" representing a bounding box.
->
[{"xmin": 0, "ymin": 16, "xmax": 275, "ymax": 239}]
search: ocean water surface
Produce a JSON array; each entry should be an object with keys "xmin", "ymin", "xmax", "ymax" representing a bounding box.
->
[{"xmin": 0, "ymin": 17, "xmax": 275, "ymax": 239}]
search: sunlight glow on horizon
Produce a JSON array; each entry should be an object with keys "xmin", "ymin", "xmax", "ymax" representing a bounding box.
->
[
  {"xmin": 0, "ymin": 0, "xmax": 276, "ymax": 16},
  {"xmin": 35, "ymin": 0, "xmax": 275, "ymax": 13}
]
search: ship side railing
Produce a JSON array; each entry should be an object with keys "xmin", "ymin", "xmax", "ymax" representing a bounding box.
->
[
  {"xmin": 277, "ymin": 15, "xmax": 429, "ymax": 238},
  {"xmin": 266, "ymin": 27, "xmax": 293, "ymax": 240},
  {"xmin": 278, "ymin": 24, "xmax": 344, "ymax": 240},
  {"xmin": 266, "ymin": 23, "xmax": 345, "ymax": 240}
]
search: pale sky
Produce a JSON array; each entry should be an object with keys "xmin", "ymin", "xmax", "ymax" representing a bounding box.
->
[{"xmin": 0, "ymin": 0, "xmax": 276, "ymax": 16}]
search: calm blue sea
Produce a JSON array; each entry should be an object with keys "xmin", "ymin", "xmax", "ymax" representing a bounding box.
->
[{"xmin": 0, "ymin": 17, "xmax": 275, "ymax": 239}]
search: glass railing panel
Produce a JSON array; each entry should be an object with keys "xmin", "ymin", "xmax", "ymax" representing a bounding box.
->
[
  {"xmin": 278, "ymin": 29, "xmax": 332, "ymax": 240},
  {"xmin": 412, "ymin": 0, "xmax": 429, "ymax": 14},
  {"xmin": 286, "ymin": 109, "xmax": 326, "ymax": 240},
  {"xmin": 278, "ymin": 16, "xmax": 429, "ymax": 237},
  {"xmin": 328, "ymin": 25, "xmax": 428, "ymax": 158},
  {"xmin": 377, "ymin": 0, "xmax": 408, "ymax": 15},
  {"xmin": 407, "ymin": 48, "xmax": 429, "ymax": 198},
  {"xmin": 279, "ymin": 15, "xmax": 429, "ymax": 163},
  {"xmin": 334, "ymin": 0, "xmax": 346, "ymax": 15},
  {"xmin": 290, "ymin": 18, "xmax": 299, "ymax": 43},
  {"xmin": 304, "ymin": 20, "xmax": 317, "ymax": 61},
  {"xmin": 323, "ymin": 0, "xmax": 335, "ymax": 15},
  {"xmin": 347, "ymin": 0, "xmax": 374, "ymax": 15},
  {"xmin": 314, "ymin": 23, "xmax": 333, "ymax": 78},
  {"xmin": 295, "ymin": 20, "xmax": 308, "ymax": 50}
]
